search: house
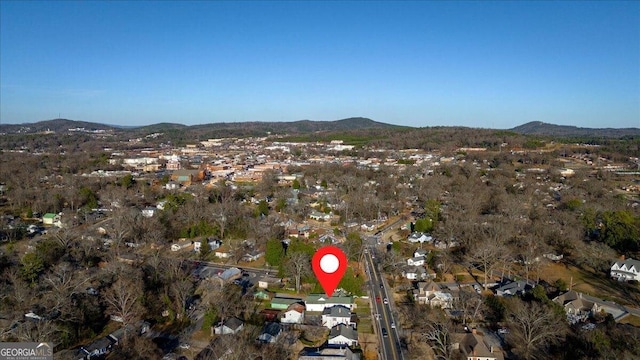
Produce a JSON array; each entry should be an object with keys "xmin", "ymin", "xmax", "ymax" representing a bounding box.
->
[
  {"xmin": 213, "ymin": 317, "xmax": 244, "ymax": 335},
  {"xmin": 281, "ymin": 303, "xmax": 305, "ymax": 324},
  {"xmin": 79, "ymin": 336, "xmax": 115, "ymax": 359},
  {"xmin": 453, "ymin": 330, "xmax": 504, "ymax": 360},
  {"xmin": 171, "ymin": 240, "xmax": 191, "ymax": 252},
  {"xmin": 429, "ymin": 292, "xmax": 453, "ymax": 309},
  {"xmin": 552, "ymin": 290, "xmax": 601, "ymax": 324},
  {"xmin": 259, "ymin": 309, "xmax": 281, "ymax": 322},
  {"xmin": 194, "ymin": 238, "xmax": 222, "ymax": 253},
  {"xmin": 257, "ymin": 276, "xmax": 281, "ymax": 289},
  {"xmin": 321, "ymin": 305, "xmax": 355, "ymax": 329},
  {"xmin": 494, "ymin": 279, "xmax": 535, "ymax": 297},
  {"xmin": 141, "ymin": 207, "xmax": 156, "ymax": 218},
  {"xmin": 254, "ymin": 289, "xmax": 273, "ymax": 301},
  {"xmin": 242, "ymin": 250, "xmax": 264, "ymax": 262},
  {"xmin": 257, "ymin": 322, "xmax": 282, "ymax": 343},
  {"xmin": 413, "ymin": 281, "xmax": 452, "ymax": 308},
  {"xmin": 305, "ymin": 294, "xmax": 355, "ymax": 312},
  {"xmin": 610, "ymin": 258, "xmax": 640, "ymax": 281},
  {"xmin": 318, "ymin": 234, "xmax": 339, "ymax": 244},
  {"xmin": 309, "ymin": 211, "xmax": 332, "ymax": 221},
  {"xmin": 407, "ymin": 256, "xmax": 425, "ymax": 266},
  {"xmin": 42, "ymin": 213, "xmax": 58, "ymax": 225},
  {"xmin": 214, "ymin": 246, "xmax": 231, "ymax": 259},
  {"xmin": 271, "ymin": 295, "xmax": 304, "ymax": 310},
  {"xmin": 298, "ymin": 345, "xmax": 360, "ymax": 360},
  {"xmin": 407, "ymin": 232, "xmax": 432, "ymax": 243},
  {"xmin": 360, "ymin": 223, "xmax": 376, "ymax": 232},
  {"xmin": 218, "ymin": 267, "xmax": 242, "ymax": 282},
  {"xmin": 414, "ymin": 249, "xmax": 428, "ymax": 258},
  {"xmin": 328, "ymin": 324, "xmax": 359, "ymax": 347},
  {"xmin": 402, "ymin": 266, "xmax": 427, "ymax": 280}
]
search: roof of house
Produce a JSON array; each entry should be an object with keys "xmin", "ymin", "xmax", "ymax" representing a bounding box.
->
[
  {"xmin": 457, "ymin": 333, "xmax": 502, "ymax": 360},
  {"xmin": 552, "ymin": 290, "xmax": 597, "ymax": 311},
  {"xmin": 298, "ymin": 345, "xmax": 359, "ymax": 360},
  {"xmin": 417, "ymin": 281, "xmax": 440, "ymax": 293},
  {"xmin": 261, "ymin": 322, "xmax": 282, "ymax": 336},
  {"xmin": 306, "ymin": 294, "xmax": 353, "ymax": 305},
  {"xmin": 286, "ymin": 303, "xmax": 306, "ymax": 314},
  {"xmin": 43, "ymin": 213, "xmax": 57, "ymax": 219},
  {"xmin": 329, "ymin": 324, "xmax": 358, "ymax": 341},
  {"xmin": 221, "ymin": 317, "xmax": 244, "ymax": 330},
  {"xmin": 612, "ymin": 258, "xmax": 640, "ymax": 270},
  {"xmin": 322, "ymin": 305, "xmax": 351, "ymax": 317}
]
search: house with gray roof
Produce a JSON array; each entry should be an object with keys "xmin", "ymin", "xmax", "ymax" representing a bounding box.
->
[
  {"xmin": 328, "ymin": 324, "xmax": 358, "ymax": 347},
  {"xmin": 610, "ymin": 258, "xmax": 640, "ymax": 281}
]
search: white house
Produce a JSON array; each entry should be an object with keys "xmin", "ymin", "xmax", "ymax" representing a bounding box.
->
[
  {"xmin": 407, "ymin": 256, "xmax": 425, "ymax": 266},
  {"xmin": 407, "ymin": 232, "xmax": 432, "ymax": 243},
  {"xmin": 610, "ymin": 258, "xmax": 640, "ymax": 281},
  {"xmin": 193, "ymin": 239, "xmax": 222, "ymax": 253},
  {"xmin": 213, "ymin": 317, "xmax": 244, "ymax": 335},
  {"xmin": 402, "ymin": 266, "xmax": 427, "ymax": 280},
  {"xmin": 327, "ymin": 324, "xmax": 358, "ymax": 347},
  {"xmin": 305, "ymin": 294, "xmax": 354, "ymax": 312},
  {"xmin": 309, "ymin": 211, "xmax": 332, "ymax": 221},
  {"xmin": 414, "ymin": 249, "xmax": 428, "ymax": 258},
  {"xmin": 141, "ymin": 207, "xmax": 156, "ymax": 218},
  {"xmin": 242, "ymin": 250, "xmax": 264, "ymax": 262},
  {"xmin": 281, "ymin": 303, "xmax": 305, "ymax": 324},
  {"xmin": 321, "ymin": 305, "xmax": 355, "ymax": 329}
]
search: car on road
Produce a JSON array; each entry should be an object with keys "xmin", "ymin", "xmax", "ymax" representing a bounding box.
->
[
  {"xmin": 381, "ymin": 328, "xmax": 388, "ymax": 337},
  {"xmin": 380, "ymin": 283, "xmax": 384, "ymax": 288},
  {"xmin": 376, "ymin": 296, "xmax": 381, "ymax": 303},
  {"xmin": 391, "ymin": 322, "xmax": 396, "ymax": 329},
  {"xmin": 383, "ymin": 298, "xmax": 389, "ymax": 305}
]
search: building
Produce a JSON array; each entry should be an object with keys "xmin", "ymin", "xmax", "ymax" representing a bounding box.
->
[
  {"xmin": 610, "ymin": 258, "xmax": 640, "ymax": 281},
  {"xmin": 454, "ymin": 330, "xmax": 504, "ymax": 360},
  {"xmin": 305, "ymin": 294, "xmax": 354, "ymax": 312},
  {"xmin": 321, "ymin": 305, "xmax": 355, "ymax": 329},
  {"xmin": 328, "ymin": 324, "xmax": 358, "ymax": 347},
  {"xmin": 281, "ymin": 303, "xmax": 305, "ymax": 324},
  {"xmin": 213, "ymin": 317, "xmax": 244, "ymax": 335}
]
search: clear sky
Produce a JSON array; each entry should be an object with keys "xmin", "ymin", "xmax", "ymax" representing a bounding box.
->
[{"xmin": 1, "ymin": 1, "xmax": 638, "ymax": 129}]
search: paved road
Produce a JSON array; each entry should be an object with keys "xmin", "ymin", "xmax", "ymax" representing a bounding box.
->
[{"xmin": 364, "ymin": 249, "xmax": 404, "ymax": 360}]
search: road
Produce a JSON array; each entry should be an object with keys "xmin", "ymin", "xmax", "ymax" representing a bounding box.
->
[{"xmin": 364, "ymin": 248, "xmax": 404, "ymax": 360}]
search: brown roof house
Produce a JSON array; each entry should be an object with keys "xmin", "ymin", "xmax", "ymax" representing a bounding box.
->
[{"xmin": 453, "ymin": 329, "xmax": 504, "ymax": 360}]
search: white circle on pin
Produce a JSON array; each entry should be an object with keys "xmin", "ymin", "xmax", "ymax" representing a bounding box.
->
[{"xmin": 320, "ymin": 254, "xmax": 339, "ymax": 273}]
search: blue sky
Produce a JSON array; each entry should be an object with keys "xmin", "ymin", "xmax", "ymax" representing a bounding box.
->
[{"xmin": 1, "ymin": 1, "xmax": 638, "ymax": 129}]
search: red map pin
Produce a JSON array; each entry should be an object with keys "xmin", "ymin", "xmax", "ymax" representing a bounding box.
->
[{"xmin": 312, "ymin": 246, "xmax": 347, "ymax": 298}]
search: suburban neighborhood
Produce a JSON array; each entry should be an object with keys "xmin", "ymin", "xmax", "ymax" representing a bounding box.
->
[{"xmin": 0, "ymin": 118, "xmax": 639, "ymax": 360}]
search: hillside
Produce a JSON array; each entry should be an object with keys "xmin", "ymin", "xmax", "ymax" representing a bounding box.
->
[
  {"xmin": 0, "ymin": 118, "xmax": 119, "ymax": 133},
  {"xmin": 511, "ymin": 121, "xmax": 640, "ymax": 138}
]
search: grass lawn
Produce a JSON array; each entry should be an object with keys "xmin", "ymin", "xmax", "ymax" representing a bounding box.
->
[
  {"xmin": 540, "ymin": 262, "xmax": 640, "ymax": 307},
  {"xmin": 355, "ymin": 298, "xmax": 373, "ymax": 334},
  {"xmin": 619, "ymin": 314, "xmax": 640, "ymax": 327}
]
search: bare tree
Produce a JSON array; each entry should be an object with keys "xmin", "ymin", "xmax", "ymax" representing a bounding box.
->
[
  {"xmin": 284, "ymin": 251, "xmax": 311, "ymax": 293},
  {"xmin": 423, "ymin": 320, "xmax": 456, "ymax": 360},
  {"xmin": 454, "ymin": 289, "xmax": 484, "ymax": 325},
  {"xmin": 468, "ymin": 226, "xmax": 508, "ymax": 290},
  {"xmin": 103, "ymin": 273, "xmax": 144, "ymax": 342},
  {"xmin": 506, "ymin": 299, "xmax": 567, "ymax": 360}
]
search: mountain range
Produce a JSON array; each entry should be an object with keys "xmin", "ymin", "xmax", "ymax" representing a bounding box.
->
[{"xmin": 0, "ymin": 118, "xmax": 638, "ymax": 138}]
